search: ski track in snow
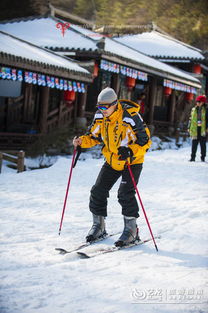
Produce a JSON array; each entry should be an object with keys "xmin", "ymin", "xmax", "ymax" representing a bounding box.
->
[{"xmin": 0, "ymin": 145, "xmax": 208, "ymax": 313}]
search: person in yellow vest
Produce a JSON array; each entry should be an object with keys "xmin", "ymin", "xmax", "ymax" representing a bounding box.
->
[
  {"xmin": 188, "ymin": 95, "xmax": 208, "ymax": 162},
  {"xmin": 73, "ymin": 87, "xmax": 151, "ymax": 247}
]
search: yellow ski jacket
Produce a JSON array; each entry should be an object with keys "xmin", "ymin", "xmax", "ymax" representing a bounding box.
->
[{"xmin": 80, "ymin": 100, "xmax": 151, "ymax": 171}]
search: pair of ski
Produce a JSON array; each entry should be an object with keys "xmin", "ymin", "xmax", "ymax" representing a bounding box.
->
[{"xmin": 55, "ymin": 233, "xmax": 161, "ymax": 259}]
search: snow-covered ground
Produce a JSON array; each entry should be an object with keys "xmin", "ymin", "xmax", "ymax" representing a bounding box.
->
[{"xmin": 0, "ymin": 144, "xmax": 207, "ymax": 313}]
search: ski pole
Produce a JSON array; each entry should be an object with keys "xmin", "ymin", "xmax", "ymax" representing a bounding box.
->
[
  {"xmin": 127, "ymin": 163, "xmax": 158, "ymax": 252},
  {"xmin": 58, "ymin": 148, "xmax": 77, "ymax": 235},
  {"xmin": 73, "ymin": 145, "xmax": 81, "ymax": 168}
]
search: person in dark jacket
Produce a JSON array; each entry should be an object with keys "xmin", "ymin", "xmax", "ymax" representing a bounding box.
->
[
  {"xmin": 73, "ymin": 87, "xmax": 151, "ymax": 247},
  {"xmin": 188, "ymin": 95, "xmax": 208, "ymax": 162}
]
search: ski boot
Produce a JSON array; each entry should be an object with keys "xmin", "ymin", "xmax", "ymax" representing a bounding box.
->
[
  {"xmin": 86, "ymin": 213, "xmax": 107, "ymax": 243},
  {"xmin": 114, "ymin": 216, "xmax": 140, "ymax": 247}
]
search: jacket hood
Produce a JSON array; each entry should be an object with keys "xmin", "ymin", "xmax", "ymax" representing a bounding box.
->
[{"xmin": 119, "ymin": 99, "xmax": 140, "ymax": 114}]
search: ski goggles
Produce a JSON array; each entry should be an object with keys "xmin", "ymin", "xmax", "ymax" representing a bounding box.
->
[{"xmin": 96, "ymin": 100, "xmax": 117, "ymax": 111}]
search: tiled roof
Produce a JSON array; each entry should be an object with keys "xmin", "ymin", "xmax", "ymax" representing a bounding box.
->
[
  {"xmin": 0, "ymin": 16, "xmax": 97, "ymax": 51},
  {"xmin": 0, "ymin": 17, "xmax": 201, "ymax": 88},
  {"xmin": 71, "ymin": 24, "xmax": 201, "ymax": 87},
  {"xmin": 0, "ymin": 30, "xmax": 91, "ymax": 81}
]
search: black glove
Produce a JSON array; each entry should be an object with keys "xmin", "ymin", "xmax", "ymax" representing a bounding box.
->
[
  {"xmin": 118, "ymin": 146, "xmax": 133, "ymax": 160},
  {"xmin": 73, "ymin": 145, "xmax": 82, "ymax": 168}
]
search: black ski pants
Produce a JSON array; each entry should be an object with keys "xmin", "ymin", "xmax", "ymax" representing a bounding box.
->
[
  {"xmin": 191, "ymin": 127, "xmax": 206, "ymax": 159},
  {"xmin": 89, "ymin": 162, "xmax": 143, "ymax": 218}
]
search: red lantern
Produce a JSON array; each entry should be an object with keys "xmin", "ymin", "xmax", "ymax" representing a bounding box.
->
[
  {"xmin": 164, "ymin": 87, "xmax": 172, "ymax": 96},
  {"xmin": 126, "ymin": 77, "xmax": 136, "ymax": 90},
  {"xmin": 93, "ymin": 62, "xmax": 99, "ymax": 78},
  {"xmin": 64, "ymin": 90, "xmax": 76, "ymax": 102},
  {"xmin": 193, "ymin": 64, "xmax": 201, "ymax": 75},
  {"xmin": 185, "ymin": 92, "xmax": 194, "ymax": 101}
]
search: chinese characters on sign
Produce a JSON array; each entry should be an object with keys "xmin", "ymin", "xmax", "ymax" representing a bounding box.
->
[{"xmin": 132, "ymin": 288, "xmax": 206, "ymax": 304}]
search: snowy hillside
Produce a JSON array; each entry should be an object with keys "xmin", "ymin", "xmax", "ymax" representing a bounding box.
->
[{"xmin": 0, "ymin": 145, "xmax": 207, "ymax": 313}]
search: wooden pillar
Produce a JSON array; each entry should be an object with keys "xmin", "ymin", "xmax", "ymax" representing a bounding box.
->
[
  {"xmin": 58, "ymin": 94, "xmax": 63, "ymax": 127},
  {"xmin": 111, "ymin": 74, "xmax": 120, "ymax": 94},
  {"xmin": 148, "ymin": 76, "xmax": 157, "ymax": 125},
  {"xmin": 169, "ymin": 89, "xmax": 176, "ymax": 123},
  {"xmin": 5, "ymin": 98, "xmax": 12, "ymax": 131},
  {"xmin": 17, "ymin": 150, "xmax": 25, "ymax": 173},
  {"xmin": 23, "ymin": 84, "xmax": 29, "ymax": 122},
  {"xmin": 73, "ymin": 94, "xmax": 78, "ymax": 120},
  {"xmin": 23, "ymin": 84, "xmax": 32, "ymax": 122},
  {"xmin": 0, "ymin": 152, "xmax": 2, "ymax": 173},
  {"xmin": 127, "ymin": 89, "xmax": 132, "ymax": 100},
  {"xmin": 39, "ymin": 86, "xmax": 49, "ymax": 133},
  {"xmin": 78, "ymin": 87, "xmax": 88, "ymax": 118},
  {"xmin": 76, "ymin": 88, "xmax": 88, "ymax": 129},
  {"xmin": 205, "ymin": 73, "xmax": 208, "ymax": 96}
]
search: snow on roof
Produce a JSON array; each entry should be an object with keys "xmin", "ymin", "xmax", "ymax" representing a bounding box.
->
[
  {"xmin": 71, "ymin": 25, "xmax": 200, "ymax": 85},
  {"xmin": 0, "ymin": 18, "xmax": 201, "ymax": 86},
  {"xmin": 105, "ymin": 38, "xmax": 200, "ymax": 83},
  {"xmin": 0, "ymin": 17, "xmax": 96, "ymax": 51},
  {"xmin": 0, "ymin": 30, "xmax": 89, "ymax": 75},
  {"xmin": 115, "ymin": 31, "xmax": 204, "ymax": 60}
]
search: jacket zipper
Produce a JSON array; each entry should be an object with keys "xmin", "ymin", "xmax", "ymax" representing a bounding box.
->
[
  {"xmin": 105, "ymin": 121, "xmax": 110, "ymax": 151},
  {"xmin": 105, "ymin": 119, "xmax": 114, "ymax": 167},
  {"xmin": 110, "ymin": 153, "xmax": 113, "ymax": 167}
]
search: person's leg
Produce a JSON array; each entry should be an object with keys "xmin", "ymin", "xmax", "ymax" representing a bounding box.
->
[
  {"xmin": 89, "ymin": 162, "xmax": 121, "ymax": 217},
  {"xmin": 115, "ymin": 164, "xmax": 143, "ymax": 246},
  {"xmin": 190, "ymin": 139, "xmax": 198, "ymax": 161},
  {"xmin": 87, "ymin": 162, "xmax": 121, "ymax": 242},
  {"xmin": 199, "ymin": 136, "xmax": 206, "ymax": 161},
  {"xmin": 118, "ymin": 163, "xmax": 143, "ymax": 218}
]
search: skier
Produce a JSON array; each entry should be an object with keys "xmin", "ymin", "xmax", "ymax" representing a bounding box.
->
[
  {"xmin": 188, "ymin": 95, "xmax": 208, "ymax": 162},
  {"xmin": 73, "ymin": 87, "xmax": 151, "ymax": 247}
]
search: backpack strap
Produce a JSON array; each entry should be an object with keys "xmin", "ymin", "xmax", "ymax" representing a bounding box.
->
[{"xmin": 120, "ymin": 99, "xmax": 150, "ymax": 147}]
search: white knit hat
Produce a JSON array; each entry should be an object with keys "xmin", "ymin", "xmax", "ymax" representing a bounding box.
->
[{"xmin": 97, "ymin": 87, "xmax": 117, "ymax": 104}]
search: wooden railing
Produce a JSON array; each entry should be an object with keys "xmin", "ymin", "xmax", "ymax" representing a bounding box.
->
[
  {"xmin": 47, "ymin": 105, "xmax": 74, "ymax": 132},
  {"xmin": 175, "ymin": 122, "xmax": 189, "ymax": 144},
  {"xmin": 0, "ymin": 105, "xmax": 73, "ymax": 150},
  {"xmin": 0, "ymin": 151, "xmax": 25, "ymax": 173},
  {"xmin": 0, "ymin": 132, "xmax": 40, "ymax": 150},
  {"xmin": 153, "ymin": 121, "xmax": 174, "ymax": 135}
]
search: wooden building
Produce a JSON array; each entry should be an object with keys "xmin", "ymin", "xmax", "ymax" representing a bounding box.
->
[
  {"xmin": 0, "ymin": 31, "xmax": 92, "ymax": 150},
  {"xmin": 0, "ymin": 15, "xmax": 201, "ymax": 138},
  {"xmin": 115, "ymin": 29, "xmax": 207, "ymax": 131}
]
